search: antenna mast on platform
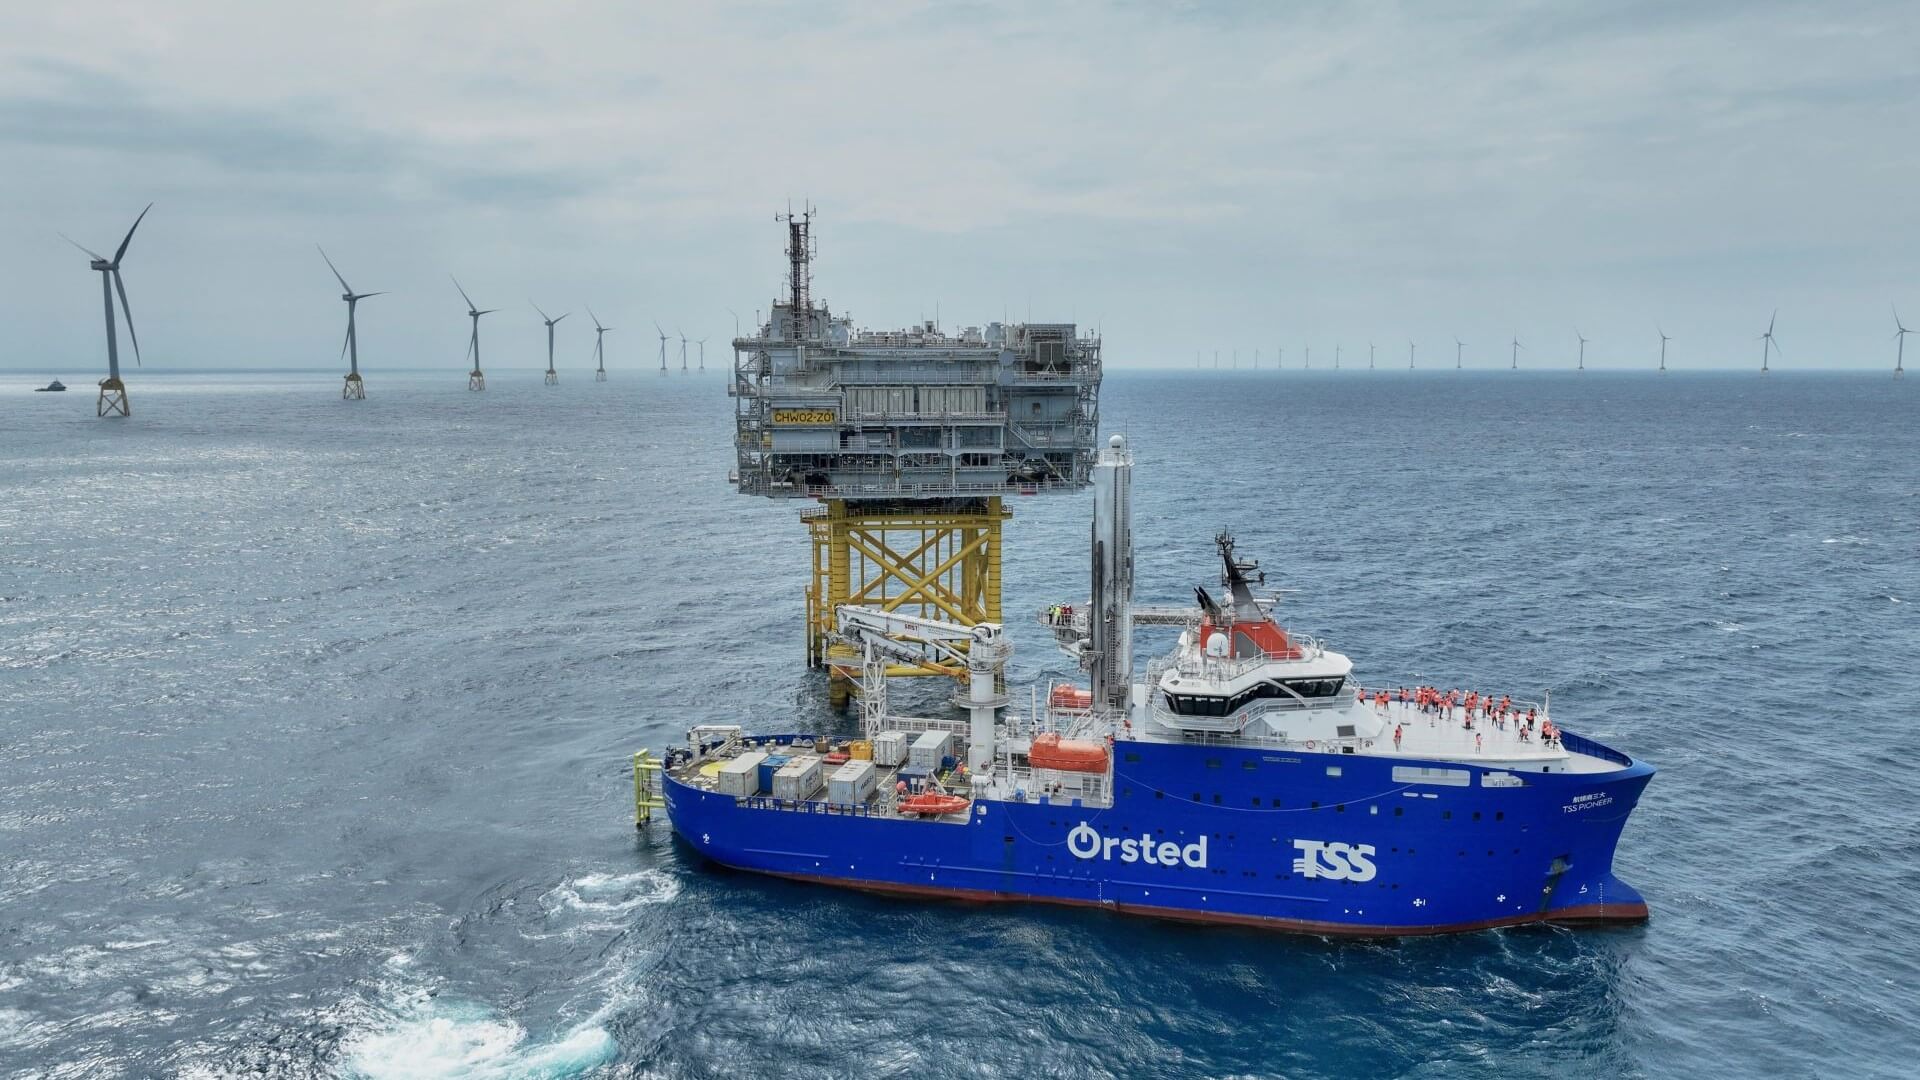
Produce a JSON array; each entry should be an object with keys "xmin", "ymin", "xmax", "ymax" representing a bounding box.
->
[{"xmin": 779, "ymin": 203, "xmax": 815, "ymax": 340}]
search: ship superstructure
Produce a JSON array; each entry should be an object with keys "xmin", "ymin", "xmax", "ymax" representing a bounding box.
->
[
  {"xmin": 728, "ymin": 209, "xmax": 1101, "ymax": 700},
  {"xmin": 640, "ymin": 436, "xmax": 1654, "ymax": 935}
]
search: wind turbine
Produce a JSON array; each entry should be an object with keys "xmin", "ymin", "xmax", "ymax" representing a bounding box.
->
[
  {"xmin": 656, "ymin": 322, "xmax": 670, "ymax": 374},
  {"xmin": 590, "ymin": 307, "xmax": 612, "ymax": 381},
  {"xmin": 1759, "ymin": 310, "xmax": 1779, "ymax": 374},
  {"xmin": 320, "ymin": 246, "xmax": 382, "ymax": 400},
  {"xmin": 1658, "ymin": 326, "xmax": 1671, "ymax": 374},
  {"xmin": 679, "ymin": 328, "xmax": 689, "ymax": 373},
  {"xmin": 61, "ymin": 203, "xmax": 149, "ymax": 417},
  {"xmin": 1894, "ymin": 308, "xmax": 1909, "ymax": 377},
  {"xmin": 1304, "ymin": 346, "xmax": 1310, "ymax": 369},
  {"xmin": 534, "ymin": 302, "xmax": 567, "ymax": 384},
  {"xmin": 1334, "ymin": 344, "xmax": 1341, "ymax": 370},
  {"xmin": 1368, "ymin": 342, "xmax": 1375, "ymax": 370},
  {"xmin": 1454, "ymin": 337, "xmax": 1465, "ymax": 370},
  {"xmin": 697, "ymin": 337, "xmax": 708, "ymax": 372},
  {"xmin": 453, "ymin": 277, "xmax": 494, "ymax": 391},
  {"xmin": 1408, "ymin": 341, "xmax": 1416, "ymax": 370},
  {"xmin": 726, "ymin": 306, "xmax": 742, "ymax": 339},
  {"xmin": 1511, "ymin": 335, "xmax": 1522, "ymax": 369},
  {"xmin": 1575, "ymin": 329, "xmax": 1588, "ymax": 373}
]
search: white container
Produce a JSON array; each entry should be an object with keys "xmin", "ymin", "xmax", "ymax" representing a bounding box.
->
[
  {"xmin": 873, "ymin": 731, "xmax": 910, "ymax": 767},
  {"xmin": 909, "ymin": 730, "xmax": 954, "ymax": 769},
  {"xmin": 827, "ymin": 760, "xmax": 877, "ymax": 806},
  {"xmin": 716, "ymin": 751, "xmax": 767, "ymax": 796},
  {"xmin": 772, "ymin": 754, "xmax": 824, "ymax": 801}
]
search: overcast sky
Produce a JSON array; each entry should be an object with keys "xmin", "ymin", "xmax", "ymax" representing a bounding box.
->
[{"xmin": 3, "ymin": 1, "xmax": 1917, "ymax": 372}]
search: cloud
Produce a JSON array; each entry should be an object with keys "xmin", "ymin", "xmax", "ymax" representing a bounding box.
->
[{"xmin": 3, "ymin": 0, "xmax": 1918, "ymax": 370}]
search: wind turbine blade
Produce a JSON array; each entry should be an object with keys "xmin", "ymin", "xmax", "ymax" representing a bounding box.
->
[
  {"xmin": 452, "ymin": 275, "xmax": 477, "ymax": 311},
  {"xmin": 476, "ymin": 309, "xmax": 496, "ymax": 316},
  {"xmin": 553, "ymin": 312, "xmax": 568, "ymax": 324},
  {"xmin": 112, "ymin": 269, "xmax": 141, "ymax": 366},
  {"xmin": 1768, "ymin": 309, "xmax": 1777, "ymax": 335},
  {"xmin": 318, "ymin": 245, "xmax": 352, "ymax": 293},
  {"xmin": 59, "ymin": 232, "xmax": 107, "ymax": 262},
  {"xmin": 588, "ymin": 306, "xmax": 600, "ymax": 328},
  {"xmin": 113, "ymin": 203, "xmax": 152, "ymax": 265},
  {"xmin": 358, "ymin": 291, "xmax": 386, "ymax": 300},
  {"xmin": 340, "ymin": 324, "xmax": 353, "ymax": 361},
  {"xmin": 532, "ymin": 302, "xmax": 552, "ymax": 321}
]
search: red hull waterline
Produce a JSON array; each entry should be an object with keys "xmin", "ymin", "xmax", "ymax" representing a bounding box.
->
[{"xmin": 750, "ymin": 867, "xmax": 1649, "ymax": 938}]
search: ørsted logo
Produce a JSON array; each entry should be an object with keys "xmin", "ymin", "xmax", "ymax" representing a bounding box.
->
[
  {"xmin": 1292, "ymin": 839, "xmax": 1378, "ymax": 882},
  {"xmin": 1066, "ymin": 822, "xmax": 1208, "ymax": 868}
]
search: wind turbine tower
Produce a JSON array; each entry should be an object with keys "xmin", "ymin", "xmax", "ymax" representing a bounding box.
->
[
  {"xmin": 1576, "ymin": 330, "xmax": 1588, "ymax": 373},
  {"xmin": 320, "ymin": 246, "xmax": 382, "ymax": 400},
  {"xmin": 1760, "ymin": 310, "xmax": 1779, "ymax": 374},
  {"xmin": 1894, "ymin": 309, "xmax": 1909, "ymax": 377},
  {"xmin": 697, "ymin": 337, "xmax": 708, "ymax": 372},
  {"xmin": 1408, "ymin": 341, "xmax": 1416, "ymax": 370},
  {"xmin": 534, "ymin": 303, "xmax": 567, "ymax": 385},
  {"xmin": 656, "ymin": 322, "xmax": 669, "ymax": 374},
  {"xmin": 1334, "ymin": 344, "xmax": 1341, "ymax": 370},
  {"xmin": 1511, "ymin": 335, "xmax": 1522, "ymax": 369},
  {"xmin": 1368, "ymin": 343, "xmax": 1375, "ymax": 370},
  {"xmin": 454, "ymin": 277, "xmax": 493, "ymax": 391},
  {"xmin": 62, "ymin": 204, "xmax": 150, "ymax": 417},
  {"xmin": 590, "ymin": 308, "xmax": 612, "ymax": 381},
  {"xmin": 680, "ymin": 329, "xmax": 689, "ymax": 373},
  {"xmin": 1658, "ymin": 327, "xmax": 1671, "ymax": 374},
  {"xmin": 1455, "ymin": 337, "xmax": 1465, "ymax": 370}
]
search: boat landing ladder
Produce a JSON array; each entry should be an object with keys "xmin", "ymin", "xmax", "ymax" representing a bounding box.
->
[{"xmin": 633, "ymin": 751, "xmax": 668, "ymax": 828}]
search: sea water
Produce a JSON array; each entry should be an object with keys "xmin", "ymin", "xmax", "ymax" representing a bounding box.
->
[{"xmin": 2, "ymin": 370, "xmax": 1915, "ymax": 1078}]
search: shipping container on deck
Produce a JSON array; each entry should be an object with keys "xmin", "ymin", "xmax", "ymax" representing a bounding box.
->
[
  {"xmin": 909, "ymin": 731, "xmax": 955, "ymax": 769},
  {"xmin": 872, "ymin": 731, "xmax": 909, "ymax": 767},
  {"xmin": 827, "ymin": 760, "xmax": 877, "ymax": 806},
  {"xmin": 758, "ymin": 754, "xmax": 791, "ymax": 793},
  {"xmin": 772, "ymin": 755, "xmax": 824, "ymax": 801},
  {"xmin": 717, "ymin": 751, "xmax": 768, "ymax": 796}
]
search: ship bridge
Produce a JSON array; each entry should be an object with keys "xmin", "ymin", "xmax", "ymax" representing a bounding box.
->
[{"xmin": 729, "ymin": 209, "xmax": 1101, "ymax": 701}]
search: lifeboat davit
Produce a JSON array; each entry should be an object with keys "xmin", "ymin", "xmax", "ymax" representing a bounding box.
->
[
  {"xmin": 899, "ymin": 791, "xmax": 970, "ymax": 816},
  {"xmin": 1028, "ymin": 732, "xmax": 1109, "ymax": 773}
]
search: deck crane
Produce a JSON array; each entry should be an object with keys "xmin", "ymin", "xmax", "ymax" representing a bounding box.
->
[{"xmin": 830, "ymin": 606, "xmax": 1010, "ymax": 771}]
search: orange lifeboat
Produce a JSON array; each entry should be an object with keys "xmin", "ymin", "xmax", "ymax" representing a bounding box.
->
[
  {"xmin": 899, "ymin": 791, "xmax": 970, "ymax": 816},
  {"xmin": 1049, "ymin": 685, "xmax": 1094, "ymax": 709},
  {"xmin": 1028, "ymin": 732, "xmax": 1110, "ymax": 773}
]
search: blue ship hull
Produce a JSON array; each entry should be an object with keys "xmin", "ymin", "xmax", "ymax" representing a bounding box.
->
[{"xmin": 666, "ymin": 733, "xmax": 1653, "ymax": 936}]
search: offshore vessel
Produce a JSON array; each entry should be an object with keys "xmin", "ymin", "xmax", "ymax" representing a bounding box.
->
[{"xmin": 641, "ymin": 437, "xmax": 1653, "ymax": 935}]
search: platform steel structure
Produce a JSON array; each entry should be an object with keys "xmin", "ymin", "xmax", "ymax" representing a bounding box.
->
[{"xmin": 731, "ymin": 209, "xmax": 1100, "ymax": 703}]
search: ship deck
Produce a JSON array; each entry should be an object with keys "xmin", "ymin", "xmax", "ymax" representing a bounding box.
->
[
  {"xmin": 1358, "ymin": 699, "xmax": 1609, "ymax": 770},
  {"xmin": 667, "ymin": 742, "xmax": 975, "ymax": 823}
]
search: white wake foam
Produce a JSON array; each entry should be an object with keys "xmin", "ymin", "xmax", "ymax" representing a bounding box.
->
[
  {"xmin": 340, "ymin": 989, "xmax": 616, "ymax": 1080},
  {"xmin": 541, "ymin": 869, "xmax": 681, "ymax": 917}
]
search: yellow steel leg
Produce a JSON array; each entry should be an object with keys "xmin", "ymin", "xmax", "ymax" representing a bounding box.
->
[{"xmin": 801, "ymin": 498, "xmax": 1011, "ymax": 700}]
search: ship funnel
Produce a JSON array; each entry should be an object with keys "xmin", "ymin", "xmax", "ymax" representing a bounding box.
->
[{"xmin": 1089, "ymin": 433, "xmax": 1134, "ymax": 712}]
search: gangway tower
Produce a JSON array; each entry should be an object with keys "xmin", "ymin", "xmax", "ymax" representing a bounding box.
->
[{"xmin": 730, "ymin": 209, "xmax": 1103, "ymax": 703}]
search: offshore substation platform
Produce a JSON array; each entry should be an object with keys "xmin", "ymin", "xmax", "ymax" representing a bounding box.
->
[{"xmin": 729, "ymin": 209, "xmax": 1103, "ymax": 703}]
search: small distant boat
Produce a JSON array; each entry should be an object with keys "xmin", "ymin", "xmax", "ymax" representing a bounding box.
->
[{"xmin": 34, "ymin": 380, "xmax": 68, "ymax": 392}]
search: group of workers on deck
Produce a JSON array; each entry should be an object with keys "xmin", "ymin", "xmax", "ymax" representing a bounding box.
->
[{"xmin": 1364, "ymin": 685, "xmax": 1560, "ymax": 750}]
